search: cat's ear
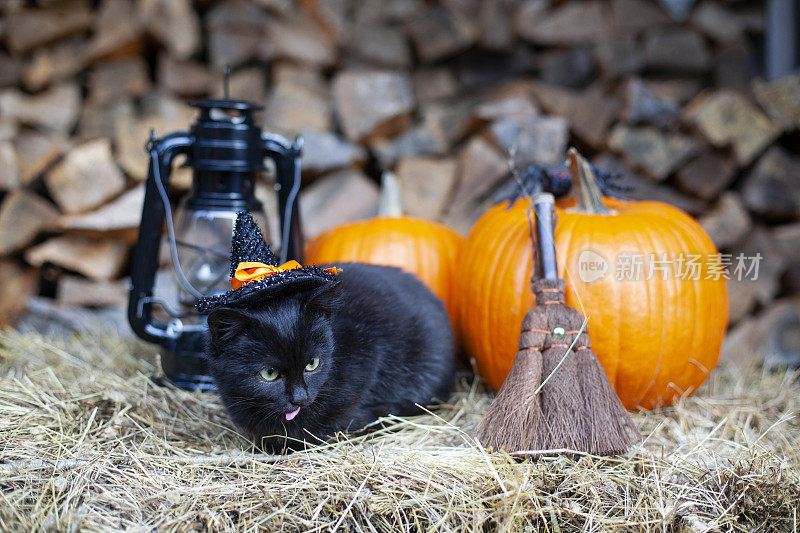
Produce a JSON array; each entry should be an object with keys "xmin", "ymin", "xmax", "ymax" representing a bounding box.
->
[
  {"xmin": 207, "ymin": 308, "xmax": 251, "ymax": 346},
  {"xmin": 303, "ymin": 281, "xmax": 343, "ymax": 317}
]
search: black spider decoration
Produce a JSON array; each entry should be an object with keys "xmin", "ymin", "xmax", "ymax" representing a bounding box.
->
[{"xmin": 496, "ymin": 162, "xmax": 633, "ymax": 208}]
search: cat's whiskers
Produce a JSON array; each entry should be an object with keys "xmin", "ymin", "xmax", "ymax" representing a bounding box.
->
[{"xmin": 222, "ymin": 397, "xmax": 262, "ymax": 411}]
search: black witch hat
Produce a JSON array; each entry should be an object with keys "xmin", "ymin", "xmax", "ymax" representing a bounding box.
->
[{"xmin": 195, "ymin": 212, "xmax": 340, "ymax": 314}]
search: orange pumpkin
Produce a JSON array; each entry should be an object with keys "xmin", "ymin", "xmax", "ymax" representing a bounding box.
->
[
  {"xmin": 457, "ymin": 172, "xmax": 728, "ymax": 410},
  {"xmin": 305, "ymin": 173, "xmax": 464, "ymax": 339}
]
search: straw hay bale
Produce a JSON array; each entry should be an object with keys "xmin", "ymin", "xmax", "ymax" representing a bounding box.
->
[{"xmin": 0, "ymin": 330, "xmax": 798, "ymax": 531}]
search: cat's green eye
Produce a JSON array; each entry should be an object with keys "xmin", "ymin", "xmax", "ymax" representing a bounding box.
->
[
  {"xmin": 259, "ymin": 367, "xmax": 279, "ymax": 381},
  {"xmin": 305, "ymin": 357, "xmax": 320, "ymax": 372}
]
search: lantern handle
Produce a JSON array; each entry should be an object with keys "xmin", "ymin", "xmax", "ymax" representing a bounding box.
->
[
  {"xmin": 129, "ymin": 131, "xmax": 193, "ymax": 342},
  {"xmin": 262, "ymin": 132, "xmax": 304, "ymax": 264},
  {"xmin": 149, "ymin": 142, "xmax": 205, "ymax": 301}
]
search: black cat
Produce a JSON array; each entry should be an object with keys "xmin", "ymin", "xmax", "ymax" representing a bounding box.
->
[{"xmin": 205, "ymin": 262, "xmax": 456, "ymax": 453}]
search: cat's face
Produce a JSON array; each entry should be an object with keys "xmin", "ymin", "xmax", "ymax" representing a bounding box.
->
[{"xmin": 205, "ymin": 284, "xmax": 341, "ymax": 426}]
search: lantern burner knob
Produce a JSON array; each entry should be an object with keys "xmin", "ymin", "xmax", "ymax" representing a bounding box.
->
[{"xmin": 189, "ymin": 99, "xmax": 263, "ymax": 125}]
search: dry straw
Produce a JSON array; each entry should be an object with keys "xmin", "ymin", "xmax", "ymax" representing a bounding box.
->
[{"xmin": 1, "ymin": 329, "xmax": 798, "ymax": 531}]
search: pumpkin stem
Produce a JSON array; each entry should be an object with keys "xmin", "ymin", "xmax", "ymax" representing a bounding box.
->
[
  {"xmin": 377, "ymin": 170, "xmax": 403, "ymax": 217},
  {"xmin": 567, "ymin": 148, "xmax": 611, "ymax": 215}
]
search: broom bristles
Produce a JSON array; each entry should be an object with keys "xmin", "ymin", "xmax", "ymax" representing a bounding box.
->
[
  {"xmin": 475, "ymin": 347, "xmax": 544, "ymax": 452},
  {"xmin": 578, "ymin": 348, "xmax": 641, "ymax": 455},
  {"xmin": 475, "ymin": 307, "xmax": 549, "ymax": 452},
  {"xmin": 540, "ymin": 343, "xmax": 587, "ymax": 451},
  {"xmin": 477, "ymin": 278, "xmax": 640, "ymax": 456},
  {"xmin": 533, "ymin": 286, "xmax": 589, "ymax": 453}
]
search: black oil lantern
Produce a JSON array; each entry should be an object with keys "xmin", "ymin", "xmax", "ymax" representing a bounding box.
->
[{"xmin": 128, "ymin": 95, "xmax": 303, "ymax": 390}]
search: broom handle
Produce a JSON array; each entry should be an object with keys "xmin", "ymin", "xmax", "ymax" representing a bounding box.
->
[{"xmin": 532, "ymin": 192, "xmax": 559, "ymax": 281}]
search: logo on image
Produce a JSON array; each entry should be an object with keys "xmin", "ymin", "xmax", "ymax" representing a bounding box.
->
[{"xmin": 577, "ymin": 249, "xmax": 609, "ymax": 283}]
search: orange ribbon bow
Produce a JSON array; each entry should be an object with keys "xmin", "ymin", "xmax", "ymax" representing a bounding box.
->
[{"xmin": 231, "ymin": 261, "xmax": 341, "ymax": 290}]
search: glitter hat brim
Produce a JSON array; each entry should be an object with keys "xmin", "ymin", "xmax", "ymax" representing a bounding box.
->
[{"xmin": 195, "ymin": 265, "xmax": 339, "ymax": 314}]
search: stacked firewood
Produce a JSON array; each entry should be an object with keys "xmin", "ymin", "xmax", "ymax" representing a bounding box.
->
[{"xmin": 0, "ymin": 0, "xmax": 797, "ymax": 365}]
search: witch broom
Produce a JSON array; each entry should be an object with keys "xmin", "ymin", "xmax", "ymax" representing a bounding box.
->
[{"xmin": 476, "ymin": 148, "xmax": 640, "ymax": 455}]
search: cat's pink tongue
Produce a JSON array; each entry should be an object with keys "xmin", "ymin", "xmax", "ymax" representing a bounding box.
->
[{"xmin": 285, "ymin": 407, "xmax": 301, "ymax": 421}]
